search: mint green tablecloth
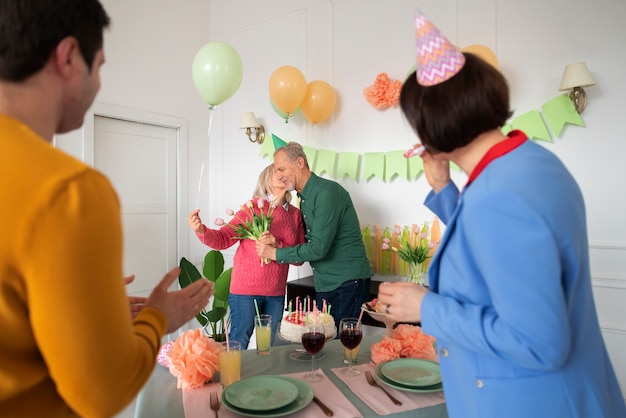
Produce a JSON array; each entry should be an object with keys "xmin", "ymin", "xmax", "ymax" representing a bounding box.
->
[{"xmin": 134, "ymin": 335, "xmax": 448, "ymax": 418}]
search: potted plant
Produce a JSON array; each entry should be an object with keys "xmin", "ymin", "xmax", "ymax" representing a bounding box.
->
[{"xmin": 178, "ymin": 250, "xmax": 232, "ymax": 341}]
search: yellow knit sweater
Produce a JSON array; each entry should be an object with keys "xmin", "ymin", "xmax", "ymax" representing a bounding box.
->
[{"xmin": 0, "ymin": 115, "xmax": 166, "ymax": 417}]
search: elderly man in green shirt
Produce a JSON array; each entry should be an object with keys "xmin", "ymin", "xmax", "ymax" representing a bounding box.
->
[{"xmin": 257, "ymin": 142, "xmax": 372, "ymax": 326}]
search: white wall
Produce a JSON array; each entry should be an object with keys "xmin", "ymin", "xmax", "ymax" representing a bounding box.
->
[{"xmin": 56, "ymin": 0, "xmax": 626, "ymax": 397}]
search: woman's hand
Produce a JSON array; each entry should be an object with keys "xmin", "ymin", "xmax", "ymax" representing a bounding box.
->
[
  {"xmin": 377, "ymin": 282, "xmax": 429, "ymax": 323},
  {"xmin": 258, "ymin": 230, "xmax": 278, "ymax": 247},
  {"xmin": 145, "ymin": 268, "xmax": 214, "ymax": 334},
  {"xmin": 256, "ymin": 232, "xmax": 277, "ymax": 261},
  {"xmin": 124, "ymin": 274, "xmax": 147, "ymax": 319},
  {"xmin": 187, "ymin": 209, "xmax": 205, "ymax": 233},
  {"xmin": 422, "ymin": 151, "xmax": 451, "ymax": 193}
]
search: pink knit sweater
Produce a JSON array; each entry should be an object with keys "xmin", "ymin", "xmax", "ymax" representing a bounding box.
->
[{"xmin": 196, "ymin": 203, "xmax": 305, "ymax": 296}]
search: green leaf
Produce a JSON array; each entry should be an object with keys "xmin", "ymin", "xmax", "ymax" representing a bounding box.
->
[
  {"xmin": 179, "ymin": 257, "xmax": 201, "ymax": 288},
  {"xmin": 196, "ymin": 311, "xmax": 209, "ymax": 327},
  {"xmin": 181, "ymin": 250, "xmax": 232, "ymax": 333},
  {"xmin": 179, "ymin": 258, "xmax": 212, "ymax": 326},
  {"xmin": 202, "ymin": 250, "xmax": 224, "ymax": 282},
  {"xmin": 214, "ymin": 267, "xmax": 232, "ymax": 307},
  {"xmin": 206, "ymin": 306, "xmax": 227, "ymax": 322}
]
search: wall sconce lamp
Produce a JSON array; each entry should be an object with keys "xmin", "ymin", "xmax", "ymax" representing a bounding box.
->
[
  {"xmin": 240, "ymin": 112, "xmax": 265, "ymax": 144},
  {"xmin": 559, "ymin": 63, "xmax": 595, "ymax": 114}
]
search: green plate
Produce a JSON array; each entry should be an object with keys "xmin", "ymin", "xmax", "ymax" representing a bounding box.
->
[
  {"xmin": 224, "ymin": 376, "xmax": 298, "ymax": 411},
  {"xmin": 380, "ymin": 358, "xmax": 442, "ymax": 387},
  {"xmin": 221, "ymin": 376, "xmax": 314, "ymax": 417},
  {"xmin": 374, "ymin": 362, "xmax": 444, "ymax": 393}
]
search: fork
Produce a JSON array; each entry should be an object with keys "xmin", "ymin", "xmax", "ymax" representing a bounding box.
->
[
  {"xmin": 209, "ymin": 391, "xmax": 220, "ymax": 418},
  {"xmin": 364, "ymin": 370, "xmax": 403, "ymax": 406}
]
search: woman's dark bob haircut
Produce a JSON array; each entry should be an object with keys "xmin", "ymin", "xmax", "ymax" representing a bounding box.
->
[{"xmin": 400, "ymin": 52, "xmax": 513, "ymax": 154}]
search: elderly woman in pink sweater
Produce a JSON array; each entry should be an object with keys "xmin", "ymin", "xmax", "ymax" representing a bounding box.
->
[{"xmin": 188, "ymin": 164, "xmax": 305, "ymax": 348}]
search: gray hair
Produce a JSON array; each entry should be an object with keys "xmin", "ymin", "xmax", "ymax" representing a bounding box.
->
[{"xmin": 274, "ymin": 141, "xmax": 309, "ymax": 169}]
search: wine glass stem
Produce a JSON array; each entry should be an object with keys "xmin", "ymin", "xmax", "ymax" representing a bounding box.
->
[{"xmin": 311, "ymin": 356, "xmax": 315, "ymax": 376}]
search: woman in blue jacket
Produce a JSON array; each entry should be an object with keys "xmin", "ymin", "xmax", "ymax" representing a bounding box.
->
[{"xmin": 377, "ymin": 10, "xmax": 626, "ymax": 418}]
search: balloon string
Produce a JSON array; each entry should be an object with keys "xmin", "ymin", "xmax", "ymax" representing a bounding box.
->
[
  {"xmin": 195, "ymin": 109, "xmax": 215, "ymax": 209},
  {"xmin": 195, "ymin": 161, "xmax": 205, "ymax": 210}
]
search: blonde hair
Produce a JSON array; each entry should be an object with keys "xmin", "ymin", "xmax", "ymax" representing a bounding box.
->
[{"xmin": 252, "ymin": 164, "xmax": 292, "ymax": 204}]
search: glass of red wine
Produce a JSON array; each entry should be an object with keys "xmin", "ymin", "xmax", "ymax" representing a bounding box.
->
[
  {"xmin": 301, "ymin": 323, "xmax": 326, "ymax": 382},
  {"xmin": 339, "ymin": 318, "xmax": 363, "ymax": 376}
]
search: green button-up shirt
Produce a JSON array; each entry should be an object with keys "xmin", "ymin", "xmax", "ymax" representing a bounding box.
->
[{"xmin": 276, "ymin": 173, "xmax": 372, "ymax": 291}]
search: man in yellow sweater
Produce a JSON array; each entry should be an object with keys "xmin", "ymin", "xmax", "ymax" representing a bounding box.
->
[{"xmin": 0, "ymin": 1, "xmax": 214, "ymax": 417}]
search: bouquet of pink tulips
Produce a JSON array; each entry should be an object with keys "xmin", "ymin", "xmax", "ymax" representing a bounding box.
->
[{"xmin": 215, "ymin": 195, "xmax": 278, "ymax": 265}]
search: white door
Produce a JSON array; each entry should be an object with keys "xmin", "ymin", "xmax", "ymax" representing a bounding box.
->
[{"xmin": 94, "ymin": 116, "xmax": 179, "ymax": 297}]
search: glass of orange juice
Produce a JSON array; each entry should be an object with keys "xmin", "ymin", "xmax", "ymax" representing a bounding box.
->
[
  {"xmin": 255, "ymin": 314, "xmax": 272, "ymax": 355},
  {"xmin": 219, "ymin": 341, "xmax": 241, "ymax": 387},
  {"xmin": 344, "ymin": 345, "xmax": 360, "ymax": 365}
]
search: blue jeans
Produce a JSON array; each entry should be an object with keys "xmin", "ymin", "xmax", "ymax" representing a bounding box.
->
[
  {"xmin": 316, "ymin": 278, "xmax": 371, "ymax": 333},
  {"xmin": 228, "ymin": 294, "xmax": 285, "ymax": 349}
]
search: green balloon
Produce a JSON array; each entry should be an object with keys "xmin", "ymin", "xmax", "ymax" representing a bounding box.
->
[{"xmin": 191, "ymin": 42, "xmax": 243, "ymax": 108}]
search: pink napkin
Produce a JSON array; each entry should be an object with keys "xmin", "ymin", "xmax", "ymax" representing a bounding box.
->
[
  {"xmin": 183, "ymin": 369, "xmax": 362, "ymax": 418},
  {"xmin": 183, "ymin": 382, "xmax": 222, "ymax": 418},
  {"xmin": 332, "ymin": 363, "xmax": 445, "ymax": 416}
]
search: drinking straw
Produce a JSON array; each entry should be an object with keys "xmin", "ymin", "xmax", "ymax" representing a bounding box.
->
[
  {"xmin": 357, "ymin": 307, "xmax": 364, "ymax": 326},
  {"xmin": 254, "ymin": 299, "xmax": 261, "ymax": 326},
  {"xmin": 225, "ymin": 316, "xmax": 230, "ymax": 351}
]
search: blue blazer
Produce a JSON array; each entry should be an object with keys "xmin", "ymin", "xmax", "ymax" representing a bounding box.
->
[{"xmin": 422, "ymin": 140, "xmax": 625, "ymax": 418}]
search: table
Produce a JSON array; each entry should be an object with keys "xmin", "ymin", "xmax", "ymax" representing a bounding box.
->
[{"xmin": 135, "ymin": 335, "xmax": 448, "ymax": 417}]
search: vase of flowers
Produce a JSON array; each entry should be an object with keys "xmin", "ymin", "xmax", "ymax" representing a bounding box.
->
[
  {"xmin": 382, "ymin": 223, "xmax": 432, "ymax": 286},
  {"xmin": 407, "ymin": 261, "xmax": 427, "ymax": 285}
]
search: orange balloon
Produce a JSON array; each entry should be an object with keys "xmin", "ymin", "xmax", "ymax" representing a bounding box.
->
[
  {"xmin": 461, "ymin": 45, "xmax": 499, "ymax": 69},
  {"xmin": 268, "ymin": 66, "xmax": 307, "ymax": 116},
  {"xmin": 301, "ymin": 80, "xmax": 337, "ymax": 125}
]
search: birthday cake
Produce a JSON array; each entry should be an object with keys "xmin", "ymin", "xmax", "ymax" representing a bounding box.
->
[{"xmin": 279, "ymin": 311, "xmax": 336, "ymax": 343}]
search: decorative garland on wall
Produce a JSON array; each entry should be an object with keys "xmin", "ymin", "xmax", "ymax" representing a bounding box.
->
[{"xmin": 259, "ymin": 94, "xmax": 585, "ymax": 182}]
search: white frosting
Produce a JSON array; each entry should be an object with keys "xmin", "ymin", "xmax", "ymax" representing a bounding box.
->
[{"xmin": 279, "ymin": 312, "xmax": 336, "ymax": 343}]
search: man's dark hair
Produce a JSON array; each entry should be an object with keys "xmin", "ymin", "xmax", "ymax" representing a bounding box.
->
[
  {"xmin": 0, "ymin": 0, "xmax": 110, "ymax": 82},
  {"xmin": 400, "ymin": 52, "xmax": 514, "ymax": 153}
]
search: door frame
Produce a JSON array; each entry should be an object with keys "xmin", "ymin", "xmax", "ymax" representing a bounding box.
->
[{"xmin": 82, "ymin": 102, "xmax": 190, "ymax": 267}]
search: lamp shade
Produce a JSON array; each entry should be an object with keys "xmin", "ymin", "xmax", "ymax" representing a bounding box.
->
[
  {"xmin": 240, "ymin": 112, "xmax": 260, "ymax": 128},
  {"xmin": 559, "ymin": 63, "xmax": 595, "ymax": 91}
]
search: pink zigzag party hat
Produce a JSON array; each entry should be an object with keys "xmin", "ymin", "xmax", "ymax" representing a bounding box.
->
[{"xmin": 415, "ymin": 9, "xmax": 465, "ymax": 86}]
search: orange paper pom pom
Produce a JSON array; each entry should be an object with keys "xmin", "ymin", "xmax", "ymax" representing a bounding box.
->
[
  {"xmin": 371, "ymin": 336, "xmax": 403, "ymax": 365},
  {"xmin": 370, "ymin": 324, "xmax": 438, "ymax": 364},
  {"xmin": 392, "ymin": 324, "xmax": 438, "ymax": 362},
  {"xmin": 167, "ymin": 329, "xmax": 222, "ymax": 389},
  {"xmin": 363, "ymin": 73, "xmax": 402, "ymax": 109}
]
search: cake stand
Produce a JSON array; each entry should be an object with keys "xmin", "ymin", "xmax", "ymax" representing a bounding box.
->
[{"xmin": 277, "ymin": 328, "xmax": 337, "ymax": 361}]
